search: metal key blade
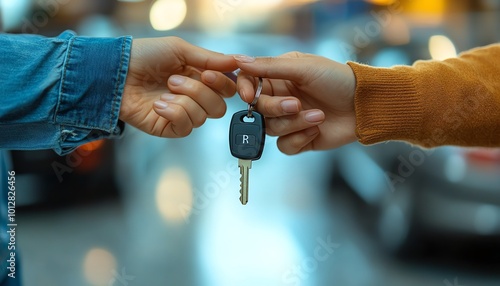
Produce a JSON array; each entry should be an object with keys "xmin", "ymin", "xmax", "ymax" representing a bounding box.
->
[{"xmin": 238, "ymin": 159, "xmax": 252, "ymax": 205}]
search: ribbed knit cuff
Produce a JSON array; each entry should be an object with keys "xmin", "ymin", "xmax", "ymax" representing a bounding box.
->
[{"xmin": 347, "ymin": 62, "xmax": 423, "ymax": 145}]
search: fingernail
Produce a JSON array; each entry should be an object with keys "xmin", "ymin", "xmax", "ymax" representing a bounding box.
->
[
  {"xmin": 154, "ymin": 101, "xmax": 168, "ymax": 110},
  {"xmin": 239, "ymin": 89, "xmax": 249, "ymax": 102},
  {"xmin": 305, "ymin": 127, "xmax": 320, "ymax": 136},
  {"xmin": 281, "ymin": 100, "xmax": 299, "ymax": 113},
  {"xmin": 204, "ymin": 71, "xmax": 217, "ymax": 84},
  {"xmin": 169, "ymin": 75, "xmax": 186, "ymax": 86},
  {"xmin": 305, "ymin": 111, "xmax": 324, "ymax": 123},
  {"xmin": 233, "ymin": 55, "xmax": 256, "ymax": 63}
]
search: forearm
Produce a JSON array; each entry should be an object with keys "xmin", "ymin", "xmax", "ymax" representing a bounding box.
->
[
  {"xmin": 0, "ymin": 31, "xmax": 132, "ymax": 155},
  {"xmin": 348, "ymin": 43, "xmax": 500, "ymax": 148}
]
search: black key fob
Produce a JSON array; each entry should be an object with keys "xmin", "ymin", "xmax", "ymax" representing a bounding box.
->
[{"xmin": 229, "ymin": 110, "xmax": 265, "ymax": 160}]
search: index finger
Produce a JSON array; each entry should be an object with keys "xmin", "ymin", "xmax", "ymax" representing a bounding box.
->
[{"xmin": 233, "ymin": 52, "xmax": 307, "ymax": 82}]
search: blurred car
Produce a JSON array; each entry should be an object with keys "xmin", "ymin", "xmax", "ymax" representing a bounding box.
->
[
  {"xmin": 333, "ymin": 142, "xmax": 500, "ymax": 261},
  {"xmin": 10, "ymin": 140, "xmax": 119, "ymax": 207}
]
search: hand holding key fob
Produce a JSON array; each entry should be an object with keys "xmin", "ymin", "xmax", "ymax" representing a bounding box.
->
[{"xmin": 229, "ymin": 77, "xmax": 265, "ymax": 205}]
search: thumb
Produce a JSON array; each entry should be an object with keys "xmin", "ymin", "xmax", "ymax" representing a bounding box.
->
[
  {"xmin": 233, "ymin": 53, "xmax": 308, "ymax": 83},
  {"xmin": 176, "ymin": 38, "xmax": 238, "ymax": 72}
]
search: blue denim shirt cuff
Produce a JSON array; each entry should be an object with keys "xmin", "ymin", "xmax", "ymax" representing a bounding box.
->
[{"xmin": 55, "ymin": 32, "xmax": 132, "ymax": 155}]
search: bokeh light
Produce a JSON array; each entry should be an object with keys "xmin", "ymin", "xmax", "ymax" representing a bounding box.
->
[
  {"xmin": 371, "ymin": 48, "xmax": 410, "ymax": 67},
  {"xmin": 155, "ymin": 167, "xmax": 194, "ymax": 223},
  {"xmin": 429, "ymin": 35, "xmax": 457, "ymax": 60},
  {"xmin": 83, "ymin": 248, "xmax": 117, "ymax": 286},
  {"xmin": 0, "ymin": 0, "xmax": 31, "ymax": 31},
  {"xmin": 199, "ymin": 210, "xmax": 304, "ymax": 285},
  {"xmin": 405, "ymin": 0, "xmax": 447, "ymax": 26},
  {"xmin": 196, "ymin": 0, "xmax": 283, "ymax": 33},
  {"xmin": 149, "ymin": 0, "xmax": 187, "ymax": 31},
  {"xmin": 382, "ymin": 15, "xmax": 410, "ymax": 46}
]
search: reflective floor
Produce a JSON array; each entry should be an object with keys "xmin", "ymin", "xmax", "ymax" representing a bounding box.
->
[{"xmin": 17, "ymin": 97, "xmax": 500, "ymax": 286}]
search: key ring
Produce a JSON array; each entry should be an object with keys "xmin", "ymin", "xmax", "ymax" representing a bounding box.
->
[{"xmin": 248, "ymin": 77, "xmax": 263, "ymax": 118}]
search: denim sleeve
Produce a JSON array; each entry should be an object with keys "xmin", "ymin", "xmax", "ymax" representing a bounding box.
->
[{"xmin": 0, "ymin": 31, "xmax": 132, "ymax": 155}]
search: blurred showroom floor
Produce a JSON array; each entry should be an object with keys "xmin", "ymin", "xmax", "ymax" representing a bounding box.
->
[{"xmin": 17, "ymin": 97, "xmax": 500, "ymax": 286}]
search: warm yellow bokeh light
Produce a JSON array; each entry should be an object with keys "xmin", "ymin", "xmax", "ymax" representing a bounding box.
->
[
  {"xmin": 404, "ymin": 0, "xmax": 447, "ymax": 26},
  {"xmin": 406, "ymin": 0, "xmax": 446, "ymax": 14},
  {"xmin": 83, "ymin": 248, "xmax": 117, "ymax": 286},
  {"xmin": 150, "ymin": 0, "xmax": 187, "ymax": 31},
  {"xmin": 429, "ymin": 35, "xmax": 457, "ymax": 60},
  {"xmin": 156, "ymin": 168, "xmax": 193, "ymax": 223}
]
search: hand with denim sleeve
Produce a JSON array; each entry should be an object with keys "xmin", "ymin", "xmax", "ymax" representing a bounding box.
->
[
  {"xmin": 234, "ymin": 52, "xmax": 357, "ymax": 155},
  {"xmin": 0, "ymin": 32, "xmax": 238, "ymax": 154},
  {"xmin": 121, "ymin": 37, "xmax": 238, "ymax": 138}
]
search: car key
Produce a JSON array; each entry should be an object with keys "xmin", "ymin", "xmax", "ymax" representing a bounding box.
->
[{"xmin": 229, "ymin": 78, "xmax": 265, "ymax": 205}]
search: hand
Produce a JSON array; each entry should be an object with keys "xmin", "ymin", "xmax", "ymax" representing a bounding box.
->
[
  {"xmin": 235, "ymin": 52, "xmax": 357, "ymax": 154},
  {"xmin": 120, "ymin": 37, "xmax": 238, "ymax": 137}
]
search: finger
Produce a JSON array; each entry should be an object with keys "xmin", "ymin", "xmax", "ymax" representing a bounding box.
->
[
  {"xmin": 174, "ymin": 37, "xmax": 238, "ymax": 72},
  {"xmin": 254, "ymin": 94, "xmax": 301, "ymax": 118},
  {"xmin": 237, "ymin": 70, "xmax": 294, "ymax": 104},
  {"xmin": 153, "ymin": 100, "xmax": 194, "ymax": 137},
  {"xmin": 156, "ymin": 93, "xmax": 207, "ymax": 128},
  {"xmin": 266, "ymin": 110, "xmax": 325, "ymax": 137},
  {"xmin": 167, "ymin": 75, "xmax": 227, "ymax": 118},
  {"xmin": 201, "ymin": 70, "xmax": 237, "ymax": 98},
  {"xmin": 236, "ymin": 72, "xmax": 258, "ymax": 103},
  {"xmin": 233, "ymin": 53, "xmax": 308, "ymax": 83},
  {"xmin": 276, "ymin": 127, "xmax": 320, "ymax": 155}
]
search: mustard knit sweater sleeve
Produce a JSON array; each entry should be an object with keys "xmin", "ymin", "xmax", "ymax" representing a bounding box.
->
[{"xmin": 347, "ymin": 44, "xmax": 500, "ymax": 148}]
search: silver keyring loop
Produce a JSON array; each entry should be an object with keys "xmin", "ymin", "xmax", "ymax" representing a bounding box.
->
[{"xmin": 247, "ymin": 77, "xmax": 263, "ymax": 118}]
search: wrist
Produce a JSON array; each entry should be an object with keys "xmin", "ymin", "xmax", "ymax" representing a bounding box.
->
[{"xmin": 347, "ymin": 61, "xmax": 421, "ymax": 145}]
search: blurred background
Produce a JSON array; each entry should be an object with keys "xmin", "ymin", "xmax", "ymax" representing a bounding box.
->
[{"xmin": 2, "ymin": 0, "xmax": 500, "ymax": 285}]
